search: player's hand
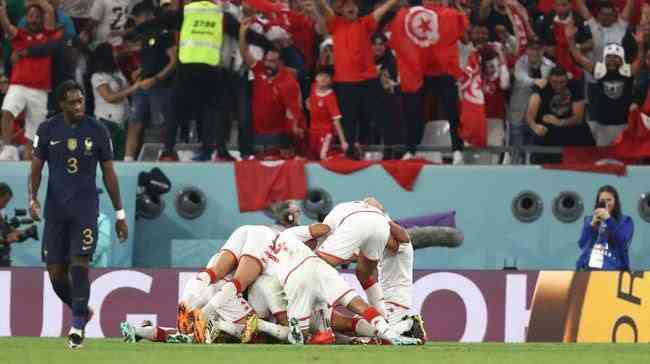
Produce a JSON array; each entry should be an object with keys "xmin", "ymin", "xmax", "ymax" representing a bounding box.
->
[
  {"xmin": 29, "ymin": 200, "xmax": 41, "ymax": 221},
  {"xmin": 341, "ymin": 141, "xmax": 349, "ymax": 152},
  {"xmin": 116, "ymin": 219, "xmax": 129, "ymax": 242}
]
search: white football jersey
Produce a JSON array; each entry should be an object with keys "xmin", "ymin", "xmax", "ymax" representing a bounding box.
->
[
  {"xmin": 379, "ymin": 242, "xmax": 414, "ymax": 308},
  {"xmin": 221, "ymin": 225, "xmax": 278, "ymax": 261},
  {"xmin": 244, "ymin": 226, "xmax": 316, "ymax": 284},
  {"xmin": 322, "ymin": 201, "xmax": 385, "ymax": 232},
  {"xmin": 90, "ymin": 0, "xmax": 130, "ymax": 46}
]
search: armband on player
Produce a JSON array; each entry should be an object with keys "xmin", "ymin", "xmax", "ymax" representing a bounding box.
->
[{"xmin": 116, "ymin": 209, "xmax": 126, "ymax": 220}]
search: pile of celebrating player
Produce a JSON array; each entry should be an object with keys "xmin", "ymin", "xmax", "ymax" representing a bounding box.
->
[{"xmin": 120, "ymin": 198, "xmax": 427, "ymax": 345}]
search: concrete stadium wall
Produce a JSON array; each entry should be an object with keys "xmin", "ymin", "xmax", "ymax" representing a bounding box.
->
[{"xmin": 2, "ymin": 162, "xmax": 649, "ymax": 270}]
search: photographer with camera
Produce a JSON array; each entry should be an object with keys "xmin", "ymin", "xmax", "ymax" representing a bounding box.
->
[
  {"xmin": 0, "ymin": 183, "xmax": 39, "ymax": 267},
  {"xmin": 576, "ymin": 185, "xmax": 634, "ymax": 271}
]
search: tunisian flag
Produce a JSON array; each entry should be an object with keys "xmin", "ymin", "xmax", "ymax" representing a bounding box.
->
[
  {"xmin": 234, "ymin": 160, "xmax": 307, "ymax": 212},
  {"xmin": 545, "ymin": 109, "xmax": 650, "ymax": 175},
  {"xmin": 458, "ymin": 51, "xmax": 487, "ymax": 147},
  {"xmin": 387, "ymin": 6, "xmax": 432, "ymax": 93}
]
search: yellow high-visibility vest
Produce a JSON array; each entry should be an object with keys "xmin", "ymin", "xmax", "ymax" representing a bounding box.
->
[{"xmin": 178, "ymin": 1, "xmax": 223, "ymax": 66}]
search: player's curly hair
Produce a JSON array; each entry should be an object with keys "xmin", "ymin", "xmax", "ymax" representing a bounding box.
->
[{"xmin": 55, "ymin": 80, "xmax": 84, "ymax": 104}]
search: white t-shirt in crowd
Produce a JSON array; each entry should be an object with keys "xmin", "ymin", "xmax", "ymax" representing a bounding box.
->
[
  {"xmin": 91, "ymin": 71, "xmax": 129, "ymax": 125},
  {"xmin": 89, "ymin": 0, "xmax": 130, "ymax": 46}
]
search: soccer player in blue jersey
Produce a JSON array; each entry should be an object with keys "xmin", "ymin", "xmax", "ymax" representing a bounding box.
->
[{"xmin": 29, "ymin": 80, "xmax": 129, "ymax": 349}]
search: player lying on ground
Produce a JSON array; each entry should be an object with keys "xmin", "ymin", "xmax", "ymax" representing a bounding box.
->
[{"xmin": 120, "ymin": 252, "xmax": 290, "ymax": 343}]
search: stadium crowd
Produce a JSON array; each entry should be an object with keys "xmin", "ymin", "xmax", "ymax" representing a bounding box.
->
[{"xmin": 0, "ymin": 0, "xmax": 649, "ymax": 164}]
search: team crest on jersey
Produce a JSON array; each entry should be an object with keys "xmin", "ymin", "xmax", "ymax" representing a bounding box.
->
[
  {"xmin": 84, "ymin": 137, "xmax": 93, "ymax": 155},
  {"xmin": 148, "ymin": 37, "xmax": 156, "ymax": 46},
  {"xmin": 67, "ymin": 138, "xmax": 78, "ymax": 151},
  {"xmin": 404, "ymin": 6, "xmax": 439, "ymax": 48}
]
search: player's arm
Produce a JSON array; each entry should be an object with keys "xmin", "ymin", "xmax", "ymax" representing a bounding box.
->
[
  {"xmin": 356, "ymin": 253, "xmax": 386, "ymax": 315},
  {"xmin": 100, "ymin": 160, "xmax": 128, "ymax": 241},
  {"xmin": 29, "ymin": 157, "xmax": 45, "ymax": 221},
  {"xmin": 0, "ymin": 0, "xmax": 17, "ymax": 39}
]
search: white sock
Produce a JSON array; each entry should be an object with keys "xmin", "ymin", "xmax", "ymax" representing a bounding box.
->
[
  {"xmin": 370, "ymin": 316, "xmax": 394, "ymax": 340},
  {"xmin": 354, "ymin": 318, "xmax": 377, "ymax": 337},
  {"xmin": 124, "ymin": 156, "xmax": 135, "ymax": 162},
  {"xmin": 364, "ymin": 283, "xmax": 387, "ymax": 317},
  {"xmin": 202, "ymin": 282, "xmax": 237, "ymax": 319},
  {"xmin": 215, "ymin": 320, "xmax": 243, "ymax": 337},
  {"xmin": 135, "ymin": 326, "xmax": 156, "ymax": 341},
  {"xmin": 258, "ymin": 319, "xmax": 289, "ymax": 341},
  {"xmin": 392, "ymin": 318, "xmax": 413, "ymax": 335}
]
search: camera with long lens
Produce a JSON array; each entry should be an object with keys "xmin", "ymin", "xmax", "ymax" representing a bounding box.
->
[{"xmin": 1, "ymin": 208, "xmax": 40, "ymax": 267}]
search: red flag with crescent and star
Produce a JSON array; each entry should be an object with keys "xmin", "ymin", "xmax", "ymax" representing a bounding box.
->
[
  {"xmin": 458, "ymin": 51, "xmax": 487, "ymax": 147},
  {"xmin": 387, "ymin": 6, "xmax": 440, "ymax": 93}
]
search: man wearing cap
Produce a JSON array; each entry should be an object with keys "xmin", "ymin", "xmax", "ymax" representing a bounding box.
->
[{"xmin": 566, "ymin": 20, "xmax": 644, "ymax": 145}]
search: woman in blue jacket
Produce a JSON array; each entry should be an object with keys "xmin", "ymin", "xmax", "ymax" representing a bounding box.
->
[{"xmin": 576, "ymin": 185, "xmax": 634, "ymax": 271}]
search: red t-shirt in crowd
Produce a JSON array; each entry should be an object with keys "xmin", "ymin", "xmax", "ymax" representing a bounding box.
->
[
  {"xmin": 289, "ymin": 12, "xmax": 317, "ymax": 72},
  {"xmin": 251, "ymin": 62, "xmax": 301, "ymax": 135},
  {"xmin": 483, "ymin": 76, "xmax": 506, "ymax": 120},
  {"xmin": 326, "ymin": 15, "xmax": 378, "ymax": 83},
  {"xmin": 10, "ymin": 28, "xmax": 60, "ymax": 90},
  {"xmin": 308, "ymin": 88, "xmax": 342, "ymax": 135},
  {"xmin": 422, "ymin": 4, "xmax": 468, "ymax": 79}
]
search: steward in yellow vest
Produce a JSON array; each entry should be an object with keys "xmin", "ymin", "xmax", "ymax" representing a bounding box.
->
[{"xmin": 127, "ymin": 0, "xmax": 275, "ymax": 161}]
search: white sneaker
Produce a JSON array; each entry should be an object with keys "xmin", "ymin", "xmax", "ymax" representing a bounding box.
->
[
  {"xmin": 401, "ymin": 152, "xmax": 414, "ymax": 160},
  {"xmin": 452, "ymin": 151, "xmax": 464, "ymax": 165},
  {"xmin": 0, "ymin": 145, "xmax": 19, "ymax": 161}
]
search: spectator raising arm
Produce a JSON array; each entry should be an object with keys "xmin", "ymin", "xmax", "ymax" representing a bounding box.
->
[
  {"xmin": 573, "ymin": 0, "xmax": 593, "ymax": 21},
  {"xmin": 565, "ymin": 21, "xmax": 595, "ymax": 73},
  {"xmin": 0, "ymin": 0, "xmax": 17, "ymax": 39},
  {"xmin": 621, "ymin": 0, "xmax": 633, "ymax": 24},
  {"xmin": 239, "ymin": 18, "xmax": 257, "ymax": 68},
  {"xmin": 479, "ymin": 0, "xmax": 494, "ymax": 20},
  {"xmin": 33, "ymin": 0, "xmax": 55, "ymax": 30},
  {"xmin": 372, "ymin": 0, "xmax": 400, "ymax": 22},
  {"xmin": 314, "ymin": 0, "xmax": 335, "ymax": 21}
]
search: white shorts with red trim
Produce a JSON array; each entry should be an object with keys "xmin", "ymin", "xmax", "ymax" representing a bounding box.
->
[
  {"xmin": 1, "ymin": 84, "xmax": 47, "ymax": 140},
  {"xmin": 248, "ymin": 274, "xmax": 287, "ymax": 319},
  {"xmin": 318, "ymin": 212, "xmax": 390, "ymax": 262},
  {"xmin": 284, "ymin": 258, "xmax": 357, "ymax": 330},
  {"xmin": 181, "ymin": 276, "xmax": 253, "ymax": 323}
]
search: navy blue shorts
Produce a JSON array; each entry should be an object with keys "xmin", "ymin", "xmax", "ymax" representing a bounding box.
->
[{"xmin": 41, "ymin": 216, "xmax": 99, "ymax": 264}]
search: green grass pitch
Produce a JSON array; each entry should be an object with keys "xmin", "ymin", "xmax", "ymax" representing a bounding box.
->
[{"xmin": 1, "ymin": 337, "xmax": 648, "ymax": 364}]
